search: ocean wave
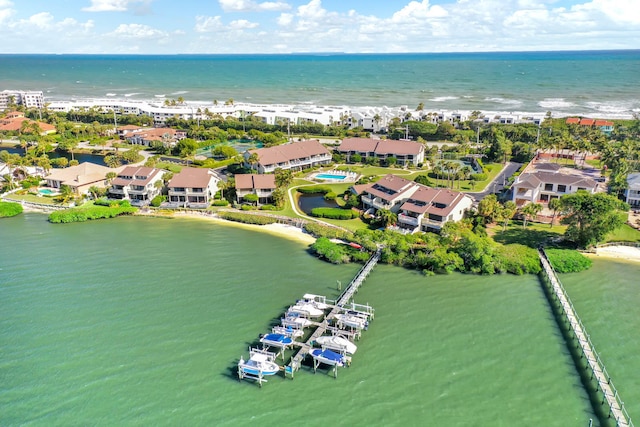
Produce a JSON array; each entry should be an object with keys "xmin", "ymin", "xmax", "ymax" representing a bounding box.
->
[
  {"xmin": 584, "ymin": 101, "xmax": 638, "ymax": 114},
  {"xmin": 155, "ymin": 94, "xmax": 166, "ymax": 98},
  {"xmin": 171, "ymin": 91, "xmax": 189, "ymax": 95},
  {"xmin": 485, "ymin": 97, "xmax": 522, "ymax": 106},
  {"xmin": 538, "ymin": 98, "xmax": 575, "ymax": 109},
  {"xmin": 124, "ymin": 93, "xmax": 141, "ymax": 97},
  {"xmin": 429, "ymin": 96, "xmax": 459, "ymax": 102},
  {"xmin": 106, "ymin": 93, "xmax": 117, "ymax": 97}
]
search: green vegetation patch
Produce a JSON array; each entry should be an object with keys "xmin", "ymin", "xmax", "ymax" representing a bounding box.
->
[
  {"xmin": 495, "ymin": 244, "xmax": 542, "ymax": 275},
  {"xmin": 48, "ymin": 203, "xmax": 137, "ymax": 223},
  {"xmin": 545, "ymin": 249, "xmax": 592, "ymax": 273},
  {"xmin": 310, "ymin": 237, "xmax": 350, "ymax": 264},
  {"xmin": 303, "ymin": 222, "xmax": 354, "ymax": 240},
  {"xmin": 218, "ymin": 211, "xmax": 278, "ymax": 225},
  {"xmin": 310, "ymin": 207, "xmax": 358, "ymax": 220},
  {"xmin": 0, "ymin": 201, "xmax": 23, "ymax": 218},
  {"xmin": 297, "ymin": 185, "xmax": 332, "ymax": 194}
]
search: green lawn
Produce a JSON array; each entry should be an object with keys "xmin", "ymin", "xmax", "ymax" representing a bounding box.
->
[
  {"xmin": 605, "ymin": 223, "xmax": 640, "ymax": 243},
  {"xmin": 4, "ymin": 193, "xmax": 65, "ymax": 206},
  {"xmin": 491, "ymin": 220, "xmax": 566, "ymax": 247}
]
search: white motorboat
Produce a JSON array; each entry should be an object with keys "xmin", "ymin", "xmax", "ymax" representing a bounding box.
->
[
  {"xmin": 281, "ymin": 314, "xmax": 312, "ymax": 329},
  {"xmin": 238, "ymin": 352, "xmax": 280, "ymax": 377},
  {"xmin": 315, "ymin": 335, "xmax": 357, "ymax": 355},
  {"xmin": 288, "ymin": 303, "xmax": 324, "ymax": 318},
  {"xmin": 335, "ymin": 313, "xmax": 368, "ymax": 330},
  {"xmin": 301, "ymin": 293, "xmax": 331, "ymax": 310},
  {"xmin": 260, "ymin": 333, "xmax": 293, "ymax": 349},
  {"xmin": 310, "ymin": 348, "xmax": 348, "ymax": 367},
  {"xmin": 272, "ymin": 325, "xmax": 304, "ymax": 340}
]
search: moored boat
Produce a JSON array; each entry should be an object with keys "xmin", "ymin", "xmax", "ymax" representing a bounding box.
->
[
  {"xmin": 238, "ymin": 352, "xmax": 280, "ymax": 377},
  {"xmin": 335, "ymin": 313, "xmax": 368, "ymax": 330},
  {"xmin": 310, "ymin": 348, "xmax": 348, "ymax": 367},
  {"xmin": 260, "ymin": 332, "xmax": 293, "ymax": 348},
  {"xmin": 288, "ymin": 302, "xmax": 324, "ymax": 317},
  {"xmin": 315, "ymin": 335, "xmax": 357, "ymax": 355}
]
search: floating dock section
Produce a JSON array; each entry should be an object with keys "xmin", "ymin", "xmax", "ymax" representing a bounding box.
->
[
  {"xmin": 539, "ymin": 248, "xmax": 633, "ymax": 427},
  {"xmin": 238, "ymin": 249, "xmax": 380, "ymax": 384}
]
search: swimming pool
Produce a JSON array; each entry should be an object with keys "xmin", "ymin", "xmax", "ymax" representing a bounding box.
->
[
  {"xmin": 315, "ymin": 173, "xmax": 347, "ymax": 180},
  {"xmin": 38, "ymin": 189, "xmax": 55, "ymax": 195}
]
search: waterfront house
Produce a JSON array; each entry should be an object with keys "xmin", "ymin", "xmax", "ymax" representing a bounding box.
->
[
  {"xmin": 235, "ymin": 174, "xmax": 277, "ymax": 205},
  {"xmin": 124, "ymin": 127, "xmax": 187, "ymax": 147},
  {"xmin": 0, "ymin": 112, "xmax": 56, "ymax": 135},
  {"xmin": 511, "ymin": 162, "xmax": 598, "ymax": 206},
  {"xmin": 166, "ymin": 167, "xmax": 219, "ymax": 208},
  {"xmin": 244, "ymin": 140, "xmax": 331, "ymax": 174},
  {"xmin": 108, "ymin": 166, "xmax": 165, "ymax": 206},
  {"xmin": 355, "ymin": 174, "xmax": 421, "ymax": 213},
  {"xmin": 397, "ymin": 186, "xmax": 473, "ymax": 233},
  {"xmin": 336, "ymin": 138, "xmax": 425, "ymax": 166},
  {"xmin": 116, "ymin": 125, "xmax": 148, "ymax": 138},
  {"xmin": 625, "ymin": 173, "xmax": 640, "ymax": 208},
  {"xmin": 45, "ymin": 162, "xmax": 113, "ymax": 194}
]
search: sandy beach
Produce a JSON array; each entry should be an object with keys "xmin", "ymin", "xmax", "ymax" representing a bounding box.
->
[
  {"xmin": 588, "ymin": 245, "xmax": 640, "ymax": 263},
  {"xmin": 154, "ymin": 211, "xmax": 317, "ymax": 245}
]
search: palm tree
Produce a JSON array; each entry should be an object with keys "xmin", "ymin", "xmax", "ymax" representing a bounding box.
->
[
  {"xmin": 498, "ymin": 201, "xmax": 517, "ymax": 231},
  {"xmin": 247, "ymin": 152, "xmax": 259, "ymax": 171},
  {"xmin": 377, "ymin": 209, "xmax": 397, "ymax": 228},
  {"xmin": 521, "ymin": 203, "xmax": 543, "ymax": 229},
  {"xmin": 57, "ymin": 184, "xmax": 74, "ymax": 205},
  {"xmin": 548, "ymin": 198, "xmax": 562, "ymax": 228}
]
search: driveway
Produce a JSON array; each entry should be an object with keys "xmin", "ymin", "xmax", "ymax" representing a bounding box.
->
[{"xmin": 468, "ymin": 161, "xmax": 522, "ymax": 203}]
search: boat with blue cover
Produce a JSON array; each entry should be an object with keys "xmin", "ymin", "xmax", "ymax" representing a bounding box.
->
[
  {"xmin": 310, "ymin": 348, "xmax": 348, "ymax": 367},
  {"xmin": 238, "ymin": 349, "xmax": 280, "ymax": 379},
  {"xmin": 260, "ymin": 332, "xmax": 294, "ymax": 348}
]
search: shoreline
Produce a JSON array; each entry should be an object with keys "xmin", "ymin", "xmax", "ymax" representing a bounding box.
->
[
  {"xmin": 585, "ymin": 245, "xmax": 640, "ymax": 263},
  {"xmin": 138, "ymin": 210, "xmax": 317, "ymax": 246}
]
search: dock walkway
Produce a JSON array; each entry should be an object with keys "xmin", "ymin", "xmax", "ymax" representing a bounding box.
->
[
  {"xmin": 539, "ymin": 249, "xmax": 633, "ymax": 427},
  {"xmin": 287, "ymin": 249, "xmax": 381, "ymax": 375}
]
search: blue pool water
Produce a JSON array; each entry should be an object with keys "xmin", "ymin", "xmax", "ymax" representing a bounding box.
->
[
  {"xmin": 315, "ymin": 173, "xmax": 347, "ymax": 180},
  {"xmin": 38, "ymin": 189, "xmax": 54, "ymax": 195}
]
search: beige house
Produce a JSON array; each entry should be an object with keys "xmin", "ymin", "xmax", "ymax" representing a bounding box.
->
[
  {"xmin": 244, "ymin": 140, "xmax": 331, "ymax": 173},
  {"xmin": 108, "ymin": 166, "xmax": 165, "ymax": 206},
  {"xmin": 235, "ymin": 174, "xmax": 276, "ymax": 205},
  {"xmin": 336, "ymin": 138, "xmax": 425, "ymax": 166},
  {"xmin": 512, "ymin": 162, "xmax": 598, "ymax": 206},
  {"xmin": 45, "ymin": 162, "xmax": 113, "ymax": 194},
  {"xmin": 352, "ymin": 174, "xmax": 472, "ymax": 232},
  {"xmin": 166, "ymin": 167, "xmax": 219, "ymax": 209}
]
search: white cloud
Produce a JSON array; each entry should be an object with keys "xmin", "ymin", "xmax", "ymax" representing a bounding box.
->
[
  {"xmin": 229, "ymin": 19, "xmax": 259, "ymax": 29},
  {"xmin": 110, "ymin": 23, "xmax": 167, "ymax": 38},
  {"xmin": 82, "ymin": 0, "xmax": 152, "ymax": 12},
  {"xmin": 218, "ymin": 0, "xmax": 290, "ymax": 12},
  {"xmin": 195, "ymin": 15, "xmax": 223, "ymax": 32},
  {"xmin": 277, "ymin": 12, "xmax": 293, "ymax": 26},
  {"xmin": 0, "ymin": 0, "xmax": 14, "ymax": 23}
]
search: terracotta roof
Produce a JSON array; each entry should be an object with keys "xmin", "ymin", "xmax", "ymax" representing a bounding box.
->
[
  {"xmin": 338, "ymin": 138, "xmax": 423, "ymax": 156},
  {"xmin": 566, "ymin": 118, "xmax": 580, "ymax": 124},
  {"xmin": 235, "ymin": 174, "xmax": 276, "ymax": 190},
  {"xmin": 595, "ymin": 120, "xmax": 613, "ymax": 127},
  {"xmin": 45, "ymin": 162, "xmax": 112, "ymax": 187},
  {"xmin": 0, "ymin": 117, "xmax": 56, "ymax": 134},
  {"xmin": 116, "ymin": 166, "xmax": 163, "ymax": 186},
  {"xmin": 117, "ymin": 125, "xmax": 146, "ymax": 131},
  {"xmin": 580, "ymin": 118, "xmax": 596, "ymax": 126},
  {"xmin": 126, "ymin": 128, "xmax": 178, "ymax": 140},
  {"xmin": 401, "ymin": 187, "xmax": 469, "ymax": 218},
  {"xmin": 168, "ymin": 167, "xmax": 216, "ymax": 188},
  {"xmin": 249, "ymin": 140, "xmax": 330, "ymax": 167},
  {"xmin": 361, "ymin": 174, "xmax": 415, "ymax": 202}
]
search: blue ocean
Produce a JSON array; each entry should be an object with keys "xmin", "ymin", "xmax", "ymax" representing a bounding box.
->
[{"xmin": 1, "ymin": 50, "xmax": 639, "ymax": 116}]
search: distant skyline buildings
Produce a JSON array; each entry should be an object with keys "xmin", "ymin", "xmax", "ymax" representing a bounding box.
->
[{"xmin": 0, "ymin": 0, "xmax": 638, "ymax": 54}]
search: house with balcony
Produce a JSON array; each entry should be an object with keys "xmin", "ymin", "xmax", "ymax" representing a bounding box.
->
[
  {"xmin": 512, "ymin": 162, "xmax": 598, "ymax": 206},
  {"xmin": 108, "ymin": 166, "xmax": 165, "ymax": 206},
  {"xmin": 124, "ymin": 127, "xmax": 187, "ymax": 147},
  {"xmin": 244, "ymin": 140, "xmax": 331, "ymax": 174},
  {"xmin": 625, "ymin": 173, "xmax": 640, "ymax": 208},
  {"xmin": 44, "ymin": 162, "xmax": 112, "ymax": 194},
  {"xmin": 235, "ymin": 174, "xmax": 277, "ymax": 205},
  {"xmin": 397, "ymin": 187, "xmax": 473, "ymax": 233},
  {"xmin": 336, "ymin": 138, "xmax": 425, "ymax": 166},
  {"xmin": 355, "ymin": 174, "xmax": 420, "ymax": 213},
  {"xmin": 166, "ymin": 167, "xmax": 219, "ymax": 209}
]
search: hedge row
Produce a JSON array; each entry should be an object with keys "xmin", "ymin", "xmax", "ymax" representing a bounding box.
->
[
  {"xmin": 218, "ymin": 211, "xmax": 279, "ymax": 225},
  {"xmin": 94, "ymin": 198, "xmax": 132, "ymax": 208},
  {"xmin": 545, "ymin": 249, "xmax": 593, "ymax": 273},
  {"xmin": 310, "ymin": 207, "xmax": 358, "ymax": 220},
  {"xmin": 48, "ymin": 205, "xmax": 137, "ymax": 223},
  {"xmin": 0, "ymin": 201, "xmax": 23, "ymax": 218},
  {"xmin": 297, "ymin": 186, "xmax": 332, "ymax": 194},
  {"xmin": 304, "ymin": 222, "xmax": 354, "ymax": 240}
]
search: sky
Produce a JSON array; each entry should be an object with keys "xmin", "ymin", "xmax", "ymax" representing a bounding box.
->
[{"xmin": 0, "ymin": 0, "xmax": 638, "ymax": 54}]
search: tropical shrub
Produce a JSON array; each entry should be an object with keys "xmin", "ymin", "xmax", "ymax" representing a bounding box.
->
[
  {"xmin": 310, "ymin": 207, "xmax": 357, "ymax": 220},
  {"xmin": 545, "ymin": 249, "xmax": 592, "ymax": 273},
  {"xmin": 470, "ymin": 173, "xmax": 488, "ymax": 181},
  {"xmin": 323, "ymin": 191, "xmax": 337, "ymax": 201},
  {"xmin": 0, "ymin": 201, "xmax": 23, "ymax": 218},
  {"xmin": 218, "ymin": 211, "xmax": 278, "ymax": 225},
  {"xmin": 310, "ymin": 237, "xmax": 349, "ymax": 264},
  {"xmin": 212, "ymin": 199, "xmax": 229, "ymax": 206},
  {"xmin": 151, "ymin": 195, "xmax": 166, "ymax": 207},
  {"xmin": 297, "ymin": 186, "xmax": 332, "ymax": 194},
  {"xmin": 304, "ymin": 222, "xmax": 354, "ymax": 240},
  {"xmin": 495, "ymin": 244, "xmax": 542, "ymax": 275},
  {"xmin": 48, "ymin": 205, "xmax": 137, "ymax": 223}
]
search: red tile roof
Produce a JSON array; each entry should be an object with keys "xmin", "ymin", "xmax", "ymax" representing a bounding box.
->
[
  {"xmin": 594, "ymin": 120, "xmax": 613, "ymax": 127},
  {"xmin": 235, "ymin": 174, "xmax": 276, "ymax": 190},
  {"xmin": 566, "ymin": 118, "xmax": 580, "ymax": 124},
  {"xmin": 249, "ymin": 140, "xmax": 329, "ymax": 167},
  {"xmin": 579, "ymin": 118, "xmax": 595, "ymax": 126}
]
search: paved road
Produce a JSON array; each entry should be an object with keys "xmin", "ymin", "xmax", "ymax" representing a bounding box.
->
[{"xmin": 468, "ymin": 161, "xmax": 522, "ymax": 203}]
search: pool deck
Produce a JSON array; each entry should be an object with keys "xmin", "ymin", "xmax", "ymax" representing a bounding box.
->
[{"xmin": 309, "ymin": 170, "xmax": 360, "ymax": 183}]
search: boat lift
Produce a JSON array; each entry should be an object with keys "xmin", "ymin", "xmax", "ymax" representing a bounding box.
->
[{"xmin": 237, "ymin": 348, "xmax": 279, "ymax": 388}]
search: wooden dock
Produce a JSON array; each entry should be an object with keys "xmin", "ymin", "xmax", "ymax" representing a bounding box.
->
[
  {"xmin": 539, "ymin": 249, "xmax": 633, "ymax": 427},
  {"xmin": 286, "ymin": 249, "xmax": 381, "ymax": 376}
]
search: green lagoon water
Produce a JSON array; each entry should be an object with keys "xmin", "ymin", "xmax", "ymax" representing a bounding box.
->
[{"xmin": 1, "ymin": 214, "xmax": 636, "ymax": 426}]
